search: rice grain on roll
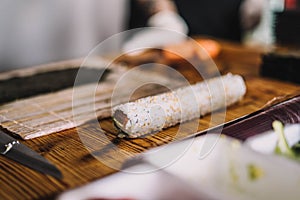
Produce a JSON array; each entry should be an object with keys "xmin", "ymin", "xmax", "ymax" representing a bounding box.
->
[{"xmin": 112, "ymin": 73, "xmax": 246, "ymax": 138}]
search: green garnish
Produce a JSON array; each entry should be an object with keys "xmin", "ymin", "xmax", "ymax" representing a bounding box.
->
[
  {"xmin": 272, "ymin": 120, "xmax": 299, "ymax": 160},
  {"xmin": 247, "ymin": 164, "xmax": 264, "ymax": 181}
]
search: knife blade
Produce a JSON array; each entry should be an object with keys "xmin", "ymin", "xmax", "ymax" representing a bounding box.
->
[{"xmin": 0, "ymin": 129, "xmax": 62, "ymax": 179}]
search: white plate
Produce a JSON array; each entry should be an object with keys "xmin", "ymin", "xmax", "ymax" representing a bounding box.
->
[
  {"xmin": 144, "ymin": 134, "xmax": 300, "ymax": 200},
  {"xmin": 59, "ymin": 134, "xmax": 300, "ymax": 200}
]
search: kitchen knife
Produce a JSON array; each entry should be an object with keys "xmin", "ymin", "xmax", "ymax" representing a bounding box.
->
[{"xmin": 0, "ymin": 129, "xmax": 62, "ymax": 179}]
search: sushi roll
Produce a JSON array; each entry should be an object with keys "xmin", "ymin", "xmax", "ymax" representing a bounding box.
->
[{"xmin": 112, "ymin": 73, "xmax": 246, "ymax": 138}]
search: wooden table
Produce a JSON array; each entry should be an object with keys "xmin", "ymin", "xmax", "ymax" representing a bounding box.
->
[{"xmin": 0, "ymin": 40, "xmax": 299, "ymax": 200}]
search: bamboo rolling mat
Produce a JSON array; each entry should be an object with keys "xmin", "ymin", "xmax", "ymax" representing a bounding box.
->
[{"xmin": 0, "ymin": 59, "xmax": 185, "ymax": 139}]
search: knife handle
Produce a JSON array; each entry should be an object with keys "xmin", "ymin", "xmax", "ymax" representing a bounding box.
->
[{"xmin": 0, "ymin": 141, "xmax": 20, "ymax": 155}]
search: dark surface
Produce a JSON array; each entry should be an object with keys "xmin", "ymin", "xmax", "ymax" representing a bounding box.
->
[
  {"xmin": 275, "ymin": 10, "xmax": 300, "ymax": 46},
  {"xmin": 196, "ymin": 95, "xmax": 300, "ymax": 141},
  {"xmin": 0, "ymin": 67, "xmax": 108, "ymax": 104},
  {"xmin": 128, "ymin": 0, "xmax": 243, "ymax": 42},
  {"xmin": 174, "ymin": 0, "xmax": 243, "ymax": 41},
  {"xmin": 260, "ymin": 52, "xmax": 300, "ymax": 84}
]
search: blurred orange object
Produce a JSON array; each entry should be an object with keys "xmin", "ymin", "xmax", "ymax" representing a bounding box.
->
[
  {"xmin": 195, "ymin": 38, "xmax": 221, "ymax": 59},
  {"xmin": 162, "ymin": 38, "xmax": 221, "ymax": 61}
]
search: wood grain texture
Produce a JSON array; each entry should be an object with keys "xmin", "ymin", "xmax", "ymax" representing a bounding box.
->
[{"xmin": 0, "ymin": 40, "xmax": 300, "ymax": 200}]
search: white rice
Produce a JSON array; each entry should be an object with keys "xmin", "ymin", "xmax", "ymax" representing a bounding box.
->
[{"xmin": 112, "ymin": 73, "xmax": 246, "ymax": 138}]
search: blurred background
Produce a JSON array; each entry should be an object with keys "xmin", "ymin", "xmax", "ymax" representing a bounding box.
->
[{"xmin": 0, "ymin": 0, "xmax": 298, "ymax": 71}]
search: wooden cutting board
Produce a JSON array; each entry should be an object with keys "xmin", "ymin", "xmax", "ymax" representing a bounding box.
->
[{"xmin": 1, "ymin": 40, "xmax": 300, "ymax": 200}]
